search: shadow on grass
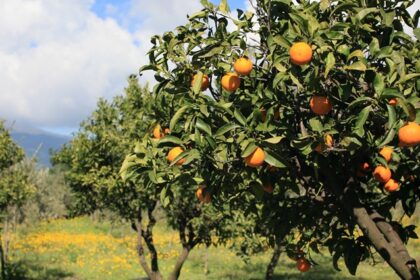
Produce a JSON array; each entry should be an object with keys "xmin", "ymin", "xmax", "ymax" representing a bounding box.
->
[
  {"xmin": 5, "ymin": 260, "xmax": 75, "ymax": 280},
  {"xmin": 220, "ymin": 260, "xmax": 362, "ymax": 280}
]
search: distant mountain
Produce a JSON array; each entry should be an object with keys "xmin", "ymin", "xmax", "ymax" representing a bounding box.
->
[{"xmin": 11, "ymin": 131, "xmax": 71, "ymax": 167}]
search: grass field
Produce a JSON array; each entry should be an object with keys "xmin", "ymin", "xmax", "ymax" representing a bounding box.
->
[{"xmin": 4, "ymin": 216, "xmax": 419, "ymax": 280}]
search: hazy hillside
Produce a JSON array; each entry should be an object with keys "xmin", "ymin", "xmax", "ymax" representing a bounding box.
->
[{"xmin": 11, "ymin": 131, "xmax": 70, "ymax": 166}]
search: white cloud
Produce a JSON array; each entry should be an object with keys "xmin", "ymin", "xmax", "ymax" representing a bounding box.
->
[{"xmin": 0, "ymin": 0, "xmax": 202, "ymax": 133}]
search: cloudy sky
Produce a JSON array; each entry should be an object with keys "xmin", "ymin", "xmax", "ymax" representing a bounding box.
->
[
  {"xmin": 0, "ymin": 0, "xmax": 418, "ymax": 136},
  {"xmin": 0, "ymin": 0, "xmax": 244, "ymax": 135}
]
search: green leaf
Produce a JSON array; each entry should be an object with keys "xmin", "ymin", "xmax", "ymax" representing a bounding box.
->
[
  {"xmin": 356, "ymin": 8, "xmax": 379, "ymax": 21},
  {"xmin": 170, "ymin": 105, "xmax": 191, "ymax": 131},
  {"xmin": 354, "ymin": 106, "xmax": 371, "ymax": 137},
  {"xmin": 272, "ymin": 35, "xmax": 291, "ymax": 49},
  {"xmin": 264, "ymin": 136, "xmax": 285, "ymax": 144},
  {"xmin": 347, "ymin": 50, "xmax": 364, "ymax": 61},
  {"xmin": 196, "ymin": 118, "xmax": 212, "ymax": 136},
  {"xmin": 373, "ymin": 73, "xmax": 385, "ymax": 95},
  {"xmin": 219, "ymin": 0, "xmax": 230, "ymax": 13},
  {"xmin": 396, "ymin": 73, "xmax": 420, "ymax": 85},
  {"xmin": 241, "ymin": 142, "xmax": 257, "ymax": 158},
  {"xmin": 309, "ymin": 118, "xmax": 324, "ymax": 132},
  {"xmin": 215, "ymin": 123, "xmax": 239, "ymax": 137},
  {"xmin": 234, "ymin": 108, "xmax": 247, "ymax": 126},
  {"xmin": 264, "ymin": 150, "xmax": 287, "ymax": 168},
  {"xmin": 324, "ymin": 52, "xmax": 335, "ymax": 78},
  {"xmin": 348, "ymin": 97, "xmax": 373, "ymax": 110},
  {"xmin": 414, "ymin": 28, "xmax": 420, "ymax": 41},
  {"xmin": 158, "ymin": 136, "xmax": 184, "ymax": 145},
  {"xmin": 344, "ymin": 61, "xmax": 366, "ymax": 72},
  {"xmin": 189, "ymin": 11, "xmax": 207, "ymax": 20},
  {"xmin": 290, "ymin": 73, "xmax": 303, "ymax": 89}
]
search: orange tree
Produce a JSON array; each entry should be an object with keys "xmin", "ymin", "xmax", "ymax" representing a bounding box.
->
[
  {"xmin": 0, "ymin": 121, "xmax": 34, "ymax": 279},
  {"xmin": 122, "ymin": 0, "xmax": 420, "ymax": 278},
  {"xmin": 53, "ymin": 77, "xmax": 232, "ymax": 280}
]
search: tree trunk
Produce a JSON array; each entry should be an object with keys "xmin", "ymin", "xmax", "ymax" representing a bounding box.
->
[
  {"xmin": 168, "ymin": 247, "xmax": 191, "ymax": 280},
  {"xmin": 133, "ymin": 221, "xmax": 153, "ymax": 280},
  {"xmin": 319, "ymin": 159, "xmax": 419, "ymax": 279},
  {"xmin": 265, "ymin": 243, "xmax": 281, "ymax": 280},
  {"xmin": 0, "ymin": 235, "xmax": 6, "ymax": 280},
  {"xmin": 369, "ymin": 210, "xmax": 419, "ymax": 278}
]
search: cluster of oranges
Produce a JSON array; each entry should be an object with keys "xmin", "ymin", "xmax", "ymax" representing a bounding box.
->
[
  {"xmin": 372, "ymin": 146, "xmax": 398, "ymax": 192},
  {"xmin": 366, "ymin": 122, "xmax": 420, "ymax": 193}
]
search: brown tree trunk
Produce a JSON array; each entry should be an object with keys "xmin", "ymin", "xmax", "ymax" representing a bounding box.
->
[
  {"xmin": 168, "ymin": 246, "xmax": 191, "ymax": 280},
  {"xmin": 133, "ymin": 220, "xmax": 153, "ymax": 280},
  {"xmin": 369, "ymin": 210, "xmax": 419, "ymax": 278},
  {"xmin": 319, "ymin": 159, "xmax": 419, "ymax": 280},
  {"xmin": 265, "ymin": 243, "xmax": 282, "ymax": 280}
]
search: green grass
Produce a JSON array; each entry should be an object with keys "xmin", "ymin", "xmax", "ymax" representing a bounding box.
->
[{"xmin": 4, "ymin": 217, "xmax": 419, "ymax": 280}]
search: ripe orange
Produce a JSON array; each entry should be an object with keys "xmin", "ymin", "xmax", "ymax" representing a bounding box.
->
[
  {"xmin": 373, "ymin": 166, "xmax": 392, "ymax": 183},
  {"xmin": 296, "ymin": 258, "xmax": 311, "ymax": 272},
  {"xmin": 153, "ymin": 124, "xmax": 164, "ymax": 139},
  {"xmin": 289, "ymin": 42, "xmax": 313, "ymax": 65},
  {"xmin": 196, "ymin": 186, "xmax": 211, "ymax": 203},
  {"xmin": 167, "ymin": 147, "xmax": 186, "ymax": 165},
  {"xmin": 379, "ymin": 146, "xmax": 393, "ymax": 162},
  {"xmin": 164, "ymin": 128, "xmax": 170, "ymax": 134},
  {"xmin": 384, "ymin": 179, "xmax": 399, "ymax": 192},
  {"xmin": 191, "ymin": 74, "xmax": 210, "ymax": 91},
  {"xmin": 245, "ymin": 147, "xmax": 265, "ymax": 167},
  {"xmin": 388, "ymin": 99, "xmax": 398, "ymax": 106},
  {"xmin": 310, "ymin": 96, "xmax": 332, "ymax": 115},
  {"xmin": 398, "ymin": 122, "xmax": 420, "ymax": 147},
  {"xmin": 262, "ymin": 183, "xmax": 274, "ymax": 193},
  {"xmin": 221, "ymin": 73, "xmax": 240, "ymax": 92},
  {"xmin": 234, "ymin": 57, "xmax": 253, "ymax": 76}
]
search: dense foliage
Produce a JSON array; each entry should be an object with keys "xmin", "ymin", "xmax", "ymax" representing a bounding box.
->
[{"xmin": 120, "ymin": 0, "xmax": 420, "ymax": 279}]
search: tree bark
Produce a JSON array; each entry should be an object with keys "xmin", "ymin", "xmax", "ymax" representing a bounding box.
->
[
  {"xmin": 143, "ymin": 205, "xmax": 162, "ymax": 280},
  {"xmin": 133, "ymin": 219, "xmax": 153, "ymax": 280},
  {"xmin": 168, "ymin": 246, "xmax": 191, "ymax": 280},
  {"xmin": 319, "ymin": 159, "xmax": 419, "ymax": 280},
  {"xmin": 265, "ymin": 243, "xmax": 282, "ymax": 280},
  {"xmin": 369, "ymin": 210, "xmax": 419, "ymax": 278}
]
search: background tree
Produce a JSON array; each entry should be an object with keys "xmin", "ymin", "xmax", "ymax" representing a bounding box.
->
[
  {"xmin": 54, "ymin": 76, "xmax": 232, "ymax": 280},
  {"xmin": 0, "ymin": 121, "xmax": 34, "ymax": 279},
  {"xmin": 124, "ymin": 0, "xmax": 420, "ymax": 279}
]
